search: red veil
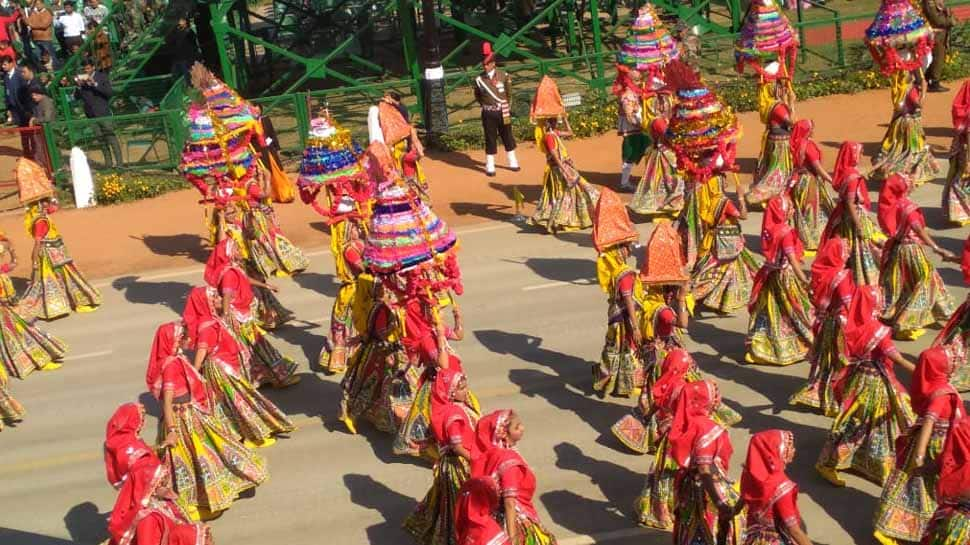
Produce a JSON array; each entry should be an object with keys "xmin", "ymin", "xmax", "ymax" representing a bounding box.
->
[{"xmin": 103, "ymin": 403, "xmax": 151, "ymax": 489}]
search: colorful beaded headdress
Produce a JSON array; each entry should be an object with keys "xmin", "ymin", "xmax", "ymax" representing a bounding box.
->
[
  {"xmin": 593, "ymin": 188, "xmax": 638, "ymax": 252},
  {"xmin": 735, "ymin": 0, "xmax": 798, "ymax": 77},
  {"xmin": 664, "ymin": 61, "xmax": 739, "ymax": 178},
  {"xmin": 180, "ymin": 64, "xmax": 261, "ymax": 190},
  {"xmin": 617, "ymin": 5, "xmax": 680, "ymax": 76},
  {"xmin": 865, "ymin": 0, "xmax": 934, "ymax": 75},
  {"xmin": 362, "ymin": 142, "xmax": 458, "ymax": 274},
  {"xmin": 297, "ymin": 113, "xmax": 370, "ymax": 221}
]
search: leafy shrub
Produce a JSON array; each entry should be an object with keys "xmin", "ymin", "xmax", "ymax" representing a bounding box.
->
[{"xmin": 94, "ymin": 171, "xmax": 186, "ymax": 205}]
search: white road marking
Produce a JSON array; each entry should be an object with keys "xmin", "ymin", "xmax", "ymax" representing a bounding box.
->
[
  {"xmin": 65, "ymin": 349, "xmax": 113, "ymax": 361},
  {"xmin": 522, "ymin": 280, "xmax": 592, "ymax": 291}
]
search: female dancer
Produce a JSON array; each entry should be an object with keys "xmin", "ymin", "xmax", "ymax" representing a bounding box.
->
[
  {"xmin": 204, "ymin": 237, "xmax": 300, "ymax": 388},
  {"xmin": 395, "ymin": 299, "xmax": 479, "ymax": 461},
  {"xmin": 218, "ymin": 203, "xmax": 293, "ymax": 330},
  {"xmin": 934, "ymin": 236, "xmax": 970, "ymax": 390},
  {"xmin": 339, "ymin": 276, "xmax": 413, "ymax": 435},
  {"xmin": 0, "ymin": 235, "xmax": 66, "ymax": 379},
  {"xmin": 146, "ymin": 321, "xmax": 267, "ymax": 517},
  {"xmin": 737, "ymin": 430, "xmax": 814, "ymax": 545},
  {"xmin": 322, "ymin": 219, "xmax": 365, "ymax": 374},
  {"xmin": 873, "ymin": 347, "xmax": 965, "ymax": 545},
  {"xmin": 240, "ymin": 178, "xmax": 309, "ymax": 278},
  {"xmin": 594, "ymin": 240, "xmax": 644, "ymax": 398},
  {"xmin": 878, "ymin": 174, "xmax": 955, "ymax": 340},
  {"xmin": 874, "ymin": 69, "xmax": 939, "ymax": 186},
  {"xmin": 669, "ymin": 380, "xmax": 742, "ymax": 545},
  {"xmin": 790, "ymin": 236, "xmax": 854, "ymax": 416},
  {"xmin": 18, "ymin": 197, "xmax": 101, "ymax": 320},
  {"xmin": 403, "ymin": 368, "xmax": 477, "ymax": 544},
  {"xmin": 816, "ymin": 286, "xmax": 915, "ymax": 487},
  {"xmin": 746, "ymin": 196, "xmax": 814, "ymax": 366},
  {"xmin": 788, "ymin": 119, "xmax": 834, "ymax": 254},
  {"xmin": 455, "ymin": 475, "xmax": 510, "ymax": 545},
  {"xmin": 747, "ymin": 79, "xmax": 794, "ymax": 207},
  {"xmin": 0, "ymin": 359, "xmax": 23, "ymax": 431},
  {"xmin": 530, "ymin": 116, "xmax": 600, "ymax": 233},
  {"xmin": 104, "ymin": 403, "xmax": 153, "ymax": 489},
  {"xmin": 182, "ymin": 286, "xmax": 295, "ymax": 448},
  {"xmin": 691, "ymin": 184, "xmax": 762, "ymax": 315},
  {"xmin": 475, "ymin": 412, "xmax": 558, "ymax": 545},
  {"xmin": 629, "ymin": 118, "xmax": 685, "ymax": 216},
  {"xmin": 920, "ymin": 417, "xmax": 970, "ymax": 545},
  {"xmin": 943, "ymin": 81, "xmax": 970, "ymax": 226},
  {"xmin": 820, "ymin": 141, "xmax": 884, "ymax": 287}
]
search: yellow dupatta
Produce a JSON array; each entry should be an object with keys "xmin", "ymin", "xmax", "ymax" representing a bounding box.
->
[{"xmin": 24, "ymin": 204, "xmax": 58, "ymax": 240}]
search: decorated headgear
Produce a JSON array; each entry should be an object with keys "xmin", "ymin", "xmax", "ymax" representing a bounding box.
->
[
  {"xmin": 362, "ymin": 142, "xmax": 459, "ymax": 276},
  {"xmin": 865, "ymin": 0, "xmax": 934, "ymax": 76},
  {"xmin": 616, "ymin": 5, "xmax": 680, "ymax": 77},
  {"xmin": 296, "ymin": 112, "xmax": 371, "ymax": 220},
  {"xmin": 593, "ymin": 188, "xmax": 638, "ymax": 252},
  {"xmin": 639, "ymin": 222, "xmax": 688, "ymax": 284},
  {"xmin": 16, "ymin": 157, "xmax": 54, "ymax": 205},
  {"xmin": 482, "ymin": 42, "xmax": 496, "ymax": 64},
  {"xmin": 530, "ymin": 76, "xmax": 566, "ymax": 122},
  {"xmin": 735, "ymin": 0, "xmax": 798, "ymax": 78}
]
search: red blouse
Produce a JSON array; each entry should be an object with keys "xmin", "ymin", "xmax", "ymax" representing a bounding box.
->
[
  {"xmin": 32, "ymin": 217, "xmax": 50, "ymax": 240},
  {"xmin": 196, "ymin": 320, "xmax": 243, "ymax": 374}
]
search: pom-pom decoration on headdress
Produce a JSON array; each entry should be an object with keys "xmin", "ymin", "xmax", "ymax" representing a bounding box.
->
[
  {"xmin": 616, "ymin": 5, "xmax": 680, "ymax": 78},
  {"xmin": 864, "ymin": 0, "xmax": 934, "ymax": 76},
  {"xmin": 296, "ymin": 110, "xmax": 371, "ymax": 224},
  {"xmin": 663, "ymin": 60, "xmax": 740, "ymax": 180},
  {"xmin": 734, "ymin": 0, "xmax": 798, "ymax": 79}
]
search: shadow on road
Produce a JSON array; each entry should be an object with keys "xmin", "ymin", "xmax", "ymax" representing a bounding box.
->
[
  {"xmin": 291, "ymin": 272, "xmax": 339, "ymax": 299},
  {"xmin": 63, "ymin": 501, "xmax": 108, "ymax": 544},
  {"xmin": 134, "ymin": 234, "xmax": 210, "ymax": 264},
  {"xmin": 111, "ymin": 276, "xmax": 193, "ymax": 311},
  {"xmin": 343, "ymin": 473, "xmax": 415, "ymax": 543},
  {"xmin": 0, "ymin": 529, "xmax": 79, "ymax": 545},
  {"xmin": 515, "ymin": 257, "xmax": 596, "ymax": 285},
  {"xmin": 271, "ymin": 318, "xmax": 327, "ymax": 365}
]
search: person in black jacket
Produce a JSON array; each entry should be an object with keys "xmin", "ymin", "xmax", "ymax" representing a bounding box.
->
[
  {"xmin": 1, "ymin": 55, "xmax": 25, "ymax": 127},
  {"xmin": 73, "ymin": 58, "xmax": 122, "ymax": 167},
  {"xmin": 165, "ymin": 17, "xmax": 198, "ymax": 79}
]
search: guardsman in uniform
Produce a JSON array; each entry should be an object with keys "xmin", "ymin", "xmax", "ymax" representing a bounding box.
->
[
  {"xmin": 474, "ymin": 42, "xmax": 519, "ymax": 177},
  {"xmin": 923, "ymin": 0, "xmax": 956, "ymax": 92}
]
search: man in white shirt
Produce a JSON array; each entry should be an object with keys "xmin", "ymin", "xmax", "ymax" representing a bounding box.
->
[
  {"xmin": 56, "ymin": 0, "xmax": 84, "ymax": 50},
  {"xmin": 82, "ymin": 0, "xmax": 107, "ymax": 26}
]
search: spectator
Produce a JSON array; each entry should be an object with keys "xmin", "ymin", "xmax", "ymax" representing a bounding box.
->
[
  {"xmin": 39, "ymin": 49, "xmax": 53, "ymax": 72},
  {"xmin": 57, "ymin": 1, "xmax": 85, "ymax": 52},
  {"xmin": 17, "ymin": 63, "xmax": 40, "ymax": 156},
  {"xmin": 87, "ymin": 21, "xmax": 109, "ymax": 70},
  {"xmin": 82, "ymin": 0, "xmax": 107, "ymax": 27},
  {"xmin": 26, "ymin": 0, "xmax": 55, "ymax": 62},
  {"xmin": 28, "ymin": 86, "xmax": 53, "ymax": 166},
  {"xmin": 74, "ymin": 58, "xmax": 121, "ymax": 167},
  {"xmin": 0, "ymin": 38, "xmax": 15, "ymax": 62},
  {"xmin": 37, "ymin": 70, "xmax": 50, "ymax": 85},
  {"xmin": 922, "ymin": 0, "xmax": 956, "ymax": 92},
  {"xmin": 0, "ymin": 6, "xmax": 18, "ymax": 47},
  {"xmin": 165, "ymin": 16, "xmax": 198, "ymax": 79},
  {"xmin": 1, "ymin": 55, "xmax": 25, "ymax": 127}
]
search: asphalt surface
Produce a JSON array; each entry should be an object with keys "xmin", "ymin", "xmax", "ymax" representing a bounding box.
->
[{"xmin": 0, "ymin": 177, "xmax": 967, "ymax": 545}]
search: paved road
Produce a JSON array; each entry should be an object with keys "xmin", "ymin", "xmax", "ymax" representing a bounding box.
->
[{"xmin": 0, "ymin": 180, "xmax": 967, "ymax": 545}]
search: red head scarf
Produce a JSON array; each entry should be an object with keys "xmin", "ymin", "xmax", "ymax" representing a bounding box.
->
[
  {"xmin": 952, "ymin": 80, "xmax": 970, "ymax": 131},
  {"xmin": 650, "ymin": 348, "xmax": 693, "ymax": 413},
  {"xmin": 429, "ymin": 367, "xmax": 469, "ymax": 449},
  {"xmin": 910, "ymin": 346, "xmax": 958, "ymax": 416},
  {"xmin": 103, "ymin": 403, "xmax": 151, "ymax": 489},
  {"xmin": 843, "ymin": 285, "xmax": 890, "ymax": 359},
  {"xmin": 788, "ymin": 119, "xmax": 813, "ymax": 168},
  {"xmin": 612, "ymin": 64, "xmax": 642, "ymax": 98},
  {"xmin": 402, "ymin": 298, "xmax": 435, "ymax": 362},
  {"xmin": 938, "ymin": 417, "xmax": 970, "ymax": 501},
  {"xmin": 760, "ymin": 196, "xmax": 802, "ymax": 264},
  {"xmin": 203, "ymin": 238, "xmax": 254, "ymax": 315},
  {"xmin": 668, "ymin": 380, "xmax": 729, "ymax": 469},
  {"xmin": 831, "ymin": 141, "xmax": 863, "ymax": 192},
  {"xmin": 456, "ymin": 476, "xmax": 510, "ymax": 545},
  {"xmin": 145, "ymin": 321, "xmax": 209, "ymax": 411},
  {"xmin": 810, "ymin": 236, "xmax": 851, "ymax": 310},
  {"xmin": 107, "ymin": 455, "xmax": 170, "ymax": 545},
  {"xmin": 475, "ymin": 409, "xmax": 513, "ymax": 455},
  {"xmin": 877, "ymin": 174, "xmax": 910, "ymax": 235},
  {"xmin": 740, "ymin": 430, "xmax": 798, "ymax": 519},
  {"xmin": 181, "ymin": 287, "xmax": 217, "ymax": 348}
]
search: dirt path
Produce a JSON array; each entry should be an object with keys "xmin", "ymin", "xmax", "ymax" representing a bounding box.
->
[{"xmin": 2, "ymin": 82, "xmax": 964, "ymax": 281}]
